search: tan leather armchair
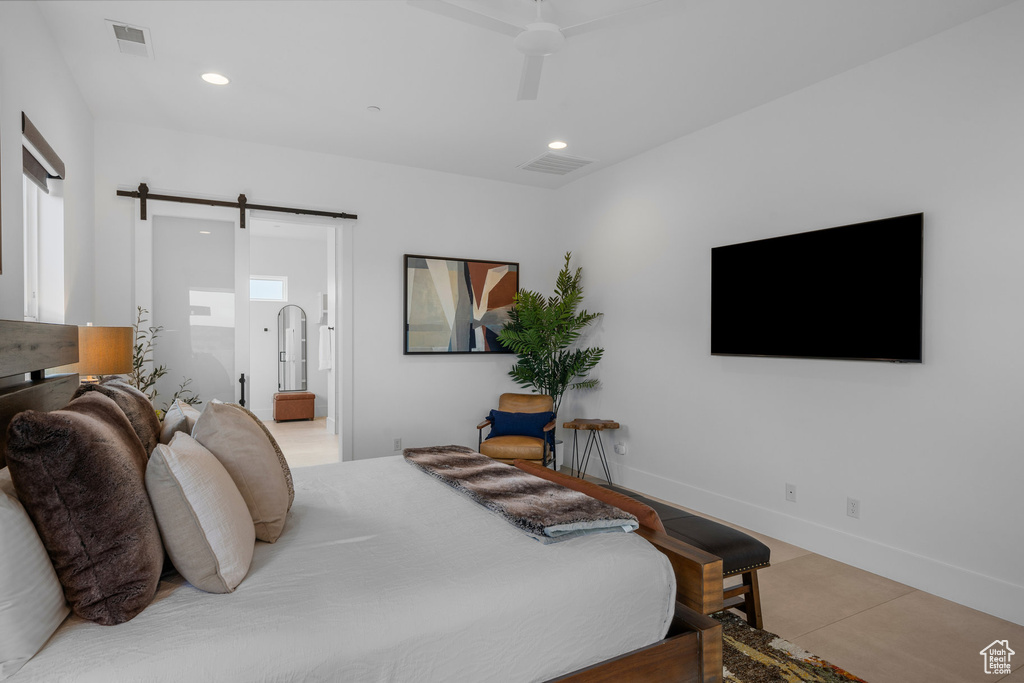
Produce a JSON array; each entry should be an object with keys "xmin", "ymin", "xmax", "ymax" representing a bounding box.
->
[{"xmin": 476, "ymin": 393, "xmax": 555, "ymax": 465}]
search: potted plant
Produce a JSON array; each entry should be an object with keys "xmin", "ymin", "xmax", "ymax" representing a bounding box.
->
[{"xmin": 497, "ymin": 252, "xmax": 604, "ymax": 419}]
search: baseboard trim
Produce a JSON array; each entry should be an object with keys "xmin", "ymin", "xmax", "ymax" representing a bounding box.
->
[
  {"xmin": 251, "ymin": 408, "xmax": 273, "ymax": 421},
  {"xmin": 611, "ymin": 462, "xmax": 1024, "ymax": 627},
  {"xmin": 326, "ymin": 417, "xmax": 337, "ymax": 434}
]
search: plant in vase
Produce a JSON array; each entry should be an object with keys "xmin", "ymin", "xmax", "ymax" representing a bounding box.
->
[
  {"xmin": 497, "ymin": 252, "xmax": 604, "ymax": 448},
  {"xmin": 128, "ymin": 306, "xmax": 201, "ymax": 415}
]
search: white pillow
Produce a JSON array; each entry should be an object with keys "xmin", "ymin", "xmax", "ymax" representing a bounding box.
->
[
  {"xmin": 159, "ymin": 400, "xmax": 201, "ymax": 444},
  {"xmin": 146, "ymin": 434, "xmax": 255, "ymax": 593},
  {"xmin": 0, "ymin": 469, "xmax": 69, "ymax": 680},
  {"xmin": 192, "ymin": 402, "xmax": 291, "ymax": 542}
]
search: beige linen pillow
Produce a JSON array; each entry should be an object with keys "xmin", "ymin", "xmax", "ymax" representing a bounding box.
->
[
  {"xmin": 228, "ymin": 403, "xmax": 294, "ymax": 509},
  {"xmin": 159, "ymin": 400, "xmax": 201, "ymax": 445},
  {"xmin": 146, "ymin": 434, "xmax": 255, "ymax": 593},
  {"xmin": 0, "ymin": 470, "xmax": 70, "ymax": 679},
  {"xmin": 192, "ymin": 401, "xmax": 290, "ymax": 542}
]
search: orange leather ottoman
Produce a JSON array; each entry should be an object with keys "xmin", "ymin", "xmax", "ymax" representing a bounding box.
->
[{"xmin": 273, "ymin": 391, "xmax": 315, "ymax": 422}]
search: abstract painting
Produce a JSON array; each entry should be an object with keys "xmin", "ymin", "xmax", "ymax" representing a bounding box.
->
[{"xmin": 405, "ymin": 255, "xmax": 519, "ymax": 354}]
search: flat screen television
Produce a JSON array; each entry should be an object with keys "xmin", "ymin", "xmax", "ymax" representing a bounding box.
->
[{"xmin": 711, "ymin": 213, "xmax": 923, "ymax": 363}]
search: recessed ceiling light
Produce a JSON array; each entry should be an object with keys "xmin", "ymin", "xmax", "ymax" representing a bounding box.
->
[
  {"xmin": 366, "ymin": 105, "xmax": 381, "ymax": 113},
  {"xmin": 548, "ymin": 141, "xmax": 568, "ymax": 150},
  {"xmin": 201, "ymin": 73, "xmax": 230, "ymax": 85},
  {"xmin": 199, "ymin": 230, "xmax": 211, "ymax": 235}
]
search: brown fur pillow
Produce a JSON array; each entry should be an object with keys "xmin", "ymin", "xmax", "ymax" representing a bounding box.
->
[
  {"xmin": 6, "ymin": 392, "xmax": 163, "ymax": 626},
  {"xmin": 73, "ymin": 380, "xmax": 160, "ymax": 455}
]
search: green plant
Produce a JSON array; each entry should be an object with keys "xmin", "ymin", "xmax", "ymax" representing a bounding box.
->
[
  {"xmin": 128, "ymin": 306, "xmax": 167, "ymax": 402},
  {"xmin": 128, "ymin": 306, "xmax": 201, "ymax": 410},
  {"xmin": 169, "ymin": 377, "xmax": 202, "ymax": 407},
  {"xmin": 497, "ymin": 252, "xmax": 604, "ymax": 416}
]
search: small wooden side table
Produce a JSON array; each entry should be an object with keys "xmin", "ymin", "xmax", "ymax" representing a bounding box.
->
[{"xmin": 563, "ymin": 419, "xmax": 619, "ymax": 485}]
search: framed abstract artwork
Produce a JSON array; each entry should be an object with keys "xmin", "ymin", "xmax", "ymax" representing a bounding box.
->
[{"xmin": 404, "ymin": 254, "xmax": 519, "ymax": 354}]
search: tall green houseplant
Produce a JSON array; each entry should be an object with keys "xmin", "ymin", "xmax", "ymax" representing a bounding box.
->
[{"xmin": 497, "ymin": 252, "xmax": 604, "ymax": 416}]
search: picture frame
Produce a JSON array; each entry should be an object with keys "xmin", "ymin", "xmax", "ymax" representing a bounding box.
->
[{"xmin": 404, "ymin": 254, "xmax": 519, "ymax": 354}]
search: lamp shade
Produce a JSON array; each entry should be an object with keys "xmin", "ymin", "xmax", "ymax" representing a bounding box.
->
[{"xmin": 57, "ymin": 326, "xmax": 134, "ymax": 377}]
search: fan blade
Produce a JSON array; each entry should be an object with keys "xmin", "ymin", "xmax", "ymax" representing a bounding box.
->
[
  {"xmin": 408, "ymin": 0, "xmax": 522, "ymax": 37},
  {"xmin": 561, "ymin": 0, "xmax": 670, "ymax": 38},
  {"xmin": 516, "ymin": 55, "xmax": 544, "ymax": 101}
]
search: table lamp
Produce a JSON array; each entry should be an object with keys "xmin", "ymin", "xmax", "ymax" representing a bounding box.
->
[{"xmin": 57, "ymin": 325, "xmax": 134, "ymax": 383}]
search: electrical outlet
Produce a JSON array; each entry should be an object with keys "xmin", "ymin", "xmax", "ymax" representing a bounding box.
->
[
  {"xmin": 393, "ymin": 438, "xmax": 402, "ymax": 452},
  {"xmin": 614, "ymin": 443, "xmax": 627, "ymax": 456},
  {"xmin": 847, "ymin": 497, "xmax": 860, "ymax": 519},
  {"xmin": 785, "ymin": 483, "xmax": 797, "ymax": 503}
]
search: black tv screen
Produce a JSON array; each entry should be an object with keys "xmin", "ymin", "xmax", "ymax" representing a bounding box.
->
[{"xmin": 711, "ymin": 213, "xmax": 923, "ymax": 362}]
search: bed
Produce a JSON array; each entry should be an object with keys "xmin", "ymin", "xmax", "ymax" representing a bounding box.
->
[{"xmin": 0, "ymin": 320, "xmax": 722, "ymax": 683}]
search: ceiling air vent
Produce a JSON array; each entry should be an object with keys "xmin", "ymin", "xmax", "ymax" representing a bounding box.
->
[
  {"xmin": 518, "ymin": 152, "xmax": 595, "ymax": 176},
  {"xmin": 107, "ymin": 20, "xmax": 154, "ymax": 59}
]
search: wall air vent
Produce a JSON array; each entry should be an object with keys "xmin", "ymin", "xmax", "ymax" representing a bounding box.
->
[
  {"xmin": 517, "ymin": 152, "xmax": 595, "ymax": 176},
  {"xmin": 107, "ymin": 20, "xmax": 154, "ymax": 59}
]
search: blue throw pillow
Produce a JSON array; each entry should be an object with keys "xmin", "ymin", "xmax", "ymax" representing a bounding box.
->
[{"xmin": 487, "ymin": 410, "xmax": 554, "ymax": 442}]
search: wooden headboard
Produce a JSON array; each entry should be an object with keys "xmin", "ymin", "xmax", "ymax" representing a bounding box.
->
[{"xmin": 0, "ymin": 320, "xmax": 80, "ymax": 468}]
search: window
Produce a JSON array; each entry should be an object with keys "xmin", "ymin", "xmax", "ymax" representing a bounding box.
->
[
  {"xmin": 22, "ymin": 113, "xmax": 65, "ymax": 323},
  {"xmin": 250, "ymin": 275, "xmax": 288, "ymax": 301},
  {"xmin": 23, "ymin": 176, "xmax": 64, "ymax": 323},
  {"xmin": 23, "ymin": 178, "xmax": 39, "ymax": 320}
]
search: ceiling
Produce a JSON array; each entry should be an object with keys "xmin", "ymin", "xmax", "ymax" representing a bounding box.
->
[{"xmin": 36, "ymin": 0, "xmax": 1013, "ymax": 189}]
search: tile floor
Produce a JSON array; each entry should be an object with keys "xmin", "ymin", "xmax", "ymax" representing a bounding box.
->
[
  {"xmin": 608, "ymin": 485, "xmax": 1024, "ymax": 683},
  {"xmin": 264, "ymin": 416, "xmax": 339, "ymax": 467},
  {"xmin": 268, "ymin": 420, "xmax": 1023, "ymax": 683}
]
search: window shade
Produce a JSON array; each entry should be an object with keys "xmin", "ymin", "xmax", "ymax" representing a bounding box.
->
[
  {"xmin": 22, "ymin": 113, "xmax": 65, "ymax": 179},
  {"xmin": 22, "ymin": 146, "xmax": 51, "ymax": 193},
  {"xmin": 21, "ymin": 113, "xmax": 65, "ymax": 194}
]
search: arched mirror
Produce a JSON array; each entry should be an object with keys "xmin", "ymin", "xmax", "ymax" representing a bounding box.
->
[{"xmin": 278, "ymin": 305, "xmax": 307, "ymax": 392}]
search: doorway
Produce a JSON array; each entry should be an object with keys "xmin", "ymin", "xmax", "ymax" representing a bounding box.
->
[
  {"xmin": 247, "ymin": 218, "xmax": 337, "ymax": 442},
  {"xmin": 133, "ymin": 202, "xmax": 352, "ymax": 462}
]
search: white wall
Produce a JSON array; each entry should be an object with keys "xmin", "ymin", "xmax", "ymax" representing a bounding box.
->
[
  {"xmin": 554, "ymin": 2, "xmax": 1024, "ymax": 625},
  {"xmin": 93, "ymin": 122, "xmax": 560, "ymax": 460},
  {"xmin": 0, "ymin": 2, "xmax": 94, "ymax": 323},
  {"xmin": 249, "ymin": 229, "xmax": 331, "ymax": 420}
]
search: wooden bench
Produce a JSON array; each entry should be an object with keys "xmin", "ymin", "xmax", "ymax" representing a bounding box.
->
[
  {"xmin": 512, "ymin": 457, "xmax": 769, "ymax": 630},
  {"xmin": 610, "ymin": 486, "xmax": 770, "ymax": 629}
]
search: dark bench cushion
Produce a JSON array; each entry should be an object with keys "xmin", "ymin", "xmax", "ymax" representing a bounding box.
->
[{"xmin": 606, "ymin": 485, "xmax": 770, "ymax": 576}]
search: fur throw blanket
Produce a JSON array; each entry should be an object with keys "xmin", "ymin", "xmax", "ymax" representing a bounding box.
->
[{"xmin": 404, "ymin": 445, "xmax": 638, "ymax": 543}]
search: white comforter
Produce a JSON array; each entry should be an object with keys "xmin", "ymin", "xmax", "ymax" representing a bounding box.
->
[{"xmin": 16, "ymin": 457, "xmax": 675, "ymax": 682}]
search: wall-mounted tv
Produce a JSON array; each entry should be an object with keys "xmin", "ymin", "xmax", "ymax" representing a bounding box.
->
[{"xmin": 711, "ymin": 213, "xmax": 923, "ymax": 363}]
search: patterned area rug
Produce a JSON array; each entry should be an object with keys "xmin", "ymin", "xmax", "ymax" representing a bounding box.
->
[{"xmin": 715, "ymin": 612, "xmax": 869, "ymax": 682}]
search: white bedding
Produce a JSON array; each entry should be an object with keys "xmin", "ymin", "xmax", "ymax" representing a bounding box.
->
[{"xmin": 15, "ymin": 456, "xmax": 675, "ymax": 683}]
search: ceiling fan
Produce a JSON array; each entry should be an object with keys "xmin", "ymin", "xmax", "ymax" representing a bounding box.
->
[{"xmin": 411, "ymin": 0, "xmax": 664, "ymax": 100}]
